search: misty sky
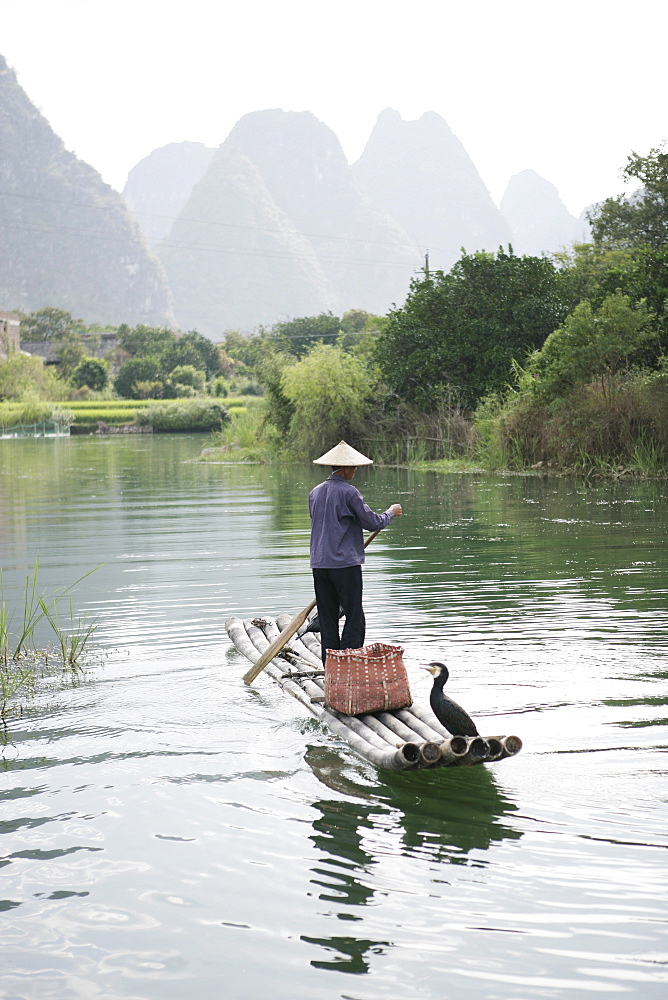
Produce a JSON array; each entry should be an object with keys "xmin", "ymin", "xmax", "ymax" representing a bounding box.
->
[{"xmin": 1, "ymin": 0, "xmax": 666, "ymax": 216}]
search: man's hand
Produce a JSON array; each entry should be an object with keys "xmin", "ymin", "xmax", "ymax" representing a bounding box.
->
[{"xmin": 390, "ymin": 504, "xmax": 403, "ymax": 516}]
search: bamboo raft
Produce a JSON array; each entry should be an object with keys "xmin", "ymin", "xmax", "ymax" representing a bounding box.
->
[{"xmin": 226, "ymin": 614, "xmax": 522, "ymax": 772}]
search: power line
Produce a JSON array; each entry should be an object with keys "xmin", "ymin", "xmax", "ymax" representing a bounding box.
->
[
  {"xmin": 0, "ymin": 217, "xmax": 423, "ymax": 271},
  {"xmin": 0, "ymin": 187, "xmax": 467, "ymax": 259}
]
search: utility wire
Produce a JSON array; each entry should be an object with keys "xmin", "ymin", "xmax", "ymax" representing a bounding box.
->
[
  {"xmin": 0, "ymin": 218, "xmax": 427, "ymax": 271},
  {"xmin": 0, "ymin": 187, "xmax": 466, "ymax": 259}
]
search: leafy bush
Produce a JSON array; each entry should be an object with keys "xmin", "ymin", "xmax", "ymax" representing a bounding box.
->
[
  {"xmin": 163, "ymin": 364, "xmax": 207, "ymax": 398},
  {"xmin": 524, "ymin": 292, "xmax": 657, "ymax": 402},
  {"xmin": 280, "ymin": 343, "xmax": 374, "ymax": 455},
  {"xmin": 132, "ymin": 380, "xmax": 163, "ymax": 399},
  {"xmin": 209, "ymin": 376, "xmax": 229, "ymax": 397},
  {"xmin": 474, "ymin": 368, "xmax": 668, "ymax": 473},
  {"xmin": 234, "ymin": 380, "xmax": 263, "ymax": 396},
  {"xmin": 114, "ymin": 357, "xmax": 163, "ymax": 399},
  {"xmin": 71, "ymin": 358, "xmax": 109, "ymax": 392},
  {"xmin": 134, "ymin": 400, "xmax": 230, "ymax": 432},
  {"xmin": 0, "ymin": 353, "xmax": 65, "ymax": 401},
  {"xmin": 206, "ymin": 403, "xmax": 275, "ymax": 462}
]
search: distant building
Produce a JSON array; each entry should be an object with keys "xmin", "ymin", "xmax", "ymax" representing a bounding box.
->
[
  {"xmin": 0, "ymin": 311, "xmax": 21, "ymax": 360},
  {"xmin": 19, "ymin": 330, "xmax": 130, "ymax": 376}
]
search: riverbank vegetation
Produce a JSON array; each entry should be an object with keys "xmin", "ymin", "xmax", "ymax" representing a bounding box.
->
[
  {"xmin": 201, "ymin": 145, "xmax": 668, "ymax": 476},
  {"xmin": 2, "ymin": 144, "xmax": 666, "ymax": 473},
  {"xmin": 1, "ymin": 562, "xmax": 99, "ymax": 730}
]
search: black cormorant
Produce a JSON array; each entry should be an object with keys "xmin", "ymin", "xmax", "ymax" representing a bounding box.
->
[{"xmin": 422, "ymin": 662, "xmax": 486, "ymax": 743}]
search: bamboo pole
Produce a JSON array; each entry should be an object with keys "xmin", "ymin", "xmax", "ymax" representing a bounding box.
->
[
  {"xmin": 498, "ymin": 735, "xmax": 523, "ymax": 758},
  {"xmin": 242, "ymin": 529, "xmax": 381, "ymax": 685},
  {"xmin": 484, "ymin": 737, "xmax": 504, "ymax": 761},
  {"xmin": 280, "ymin": 675, "xmax": 419, "ymax": 770},
  {"xmin": 301, "ymin": 677, "xmax": 418, "ymax": 757}
]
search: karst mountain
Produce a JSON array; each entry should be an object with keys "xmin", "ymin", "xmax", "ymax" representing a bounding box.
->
[
  {"xmin": 0, "ymin": 54, "xmax": 173, "ymax": 327},
  {"xmin": 0, "ymin": 49, "xmax": 588, "ymax": 336}
]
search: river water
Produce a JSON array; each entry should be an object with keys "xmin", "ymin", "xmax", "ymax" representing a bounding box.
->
[{"xmin": 1, "ymin": 435, "xmax": 667, "ymax": 1000}]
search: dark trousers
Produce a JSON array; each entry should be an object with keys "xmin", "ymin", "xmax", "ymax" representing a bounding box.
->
[{"xmin": 312, "ymin": 565, "xmax": 365, "ymax": 664}]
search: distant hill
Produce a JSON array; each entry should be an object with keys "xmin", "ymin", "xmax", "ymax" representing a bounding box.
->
[
  {"xmin": 147, "ymin": 111, "xmax": 592, "ymax": 335},
  {"xmin": 157, "ymin": 110, "xmax": 420, "ymax": 334},
  {"xmin": 1, "ymin": 55, "xmax": 590, "ymax": 338},
  {"xmin": 353, "ymin": 109, "xmax": 512, "ymax": 272},
  {"xmin": 158, "ymin": 143, "xmax": 334, "ymax": 334},
  {"xmin": 0, "ymin": 53, "xmax": 174, "ymax": 327},
  {"xmin": 222, "ymin": 111, "xmax": 420, "ymax": 315},
  {"xmin": 123, "ymin": 141, "xmax": 215, "ymax": 243},
  {"xmin": 500, "ymin": 169, "xmax": 590, "ymax": 255}
]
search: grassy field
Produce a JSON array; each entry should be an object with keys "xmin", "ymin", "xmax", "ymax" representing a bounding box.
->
[{"xmin": 56, "ymin": 397, "xmax": 250, "ymax": 434}]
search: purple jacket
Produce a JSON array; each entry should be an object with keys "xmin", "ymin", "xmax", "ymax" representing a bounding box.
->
[{"xmin": 309, "ymin": 474, "xmax": 395, "ymax": 568}]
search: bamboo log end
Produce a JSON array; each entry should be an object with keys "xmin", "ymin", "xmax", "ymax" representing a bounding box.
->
[
  {"xmin": 502, "ymin": 735, "xmax": 523, "ymax": 756},
  {"xmin": 448, "ymin": 735, "xmax": 469, "ymax": 756},
  {"xmin": 485, "ymin": 737, "xmax": 504, "ymax": 761},
  {"xmin": 420, "ymin": 741, "xmax": 442, "ymax": 764},
  {"xmin": 400, "ymin": 742, "xmax": 421, "ymax": 765}
]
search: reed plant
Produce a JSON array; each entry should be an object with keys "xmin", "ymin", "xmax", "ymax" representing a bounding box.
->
[
  {"xmin": 360, "ymin": 398, "xmax": 475, "ymax": 465},
  {"xmin": 204, "ymin": 401, "xmax": 274, "ymax": 462},
  {"xmin": 0, "ymin": 560, "xmax": 99, "ymax": 722}
]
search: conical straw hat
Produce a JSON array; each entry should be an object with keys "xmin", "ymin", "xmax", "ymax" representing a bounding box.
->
[{"xmin": 313, "ymin": 440, "xmax": 373, "ymax": 466}]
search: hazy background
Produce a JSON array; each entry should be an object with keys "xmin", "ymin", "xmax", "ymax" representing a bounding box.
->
[{"xmin": 1, "ymin": 0, "xmax": 665, "ymax": 216}]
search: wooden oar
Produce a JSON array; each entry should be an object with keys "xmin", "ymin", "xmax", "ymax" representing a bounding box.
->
[{"xmin": 242, "ymin": 529, "xmax": 382, "ymax": 685}]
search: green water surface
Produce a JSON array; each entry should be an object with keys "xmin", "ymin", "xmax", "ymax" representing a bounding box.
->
[{"xmin": 1, "ymin": 435, "xmax": 667, "ymax": 999}]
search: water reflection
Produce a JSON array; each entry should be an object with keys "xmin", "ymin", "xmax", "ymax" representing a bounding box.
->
[
  {"xmin": 305, "ymin": 746, "xmax": 521, "ymax": 863},
  {"xmin": 302, "ymin": 745, "xmax": 522, "ymax": 974}
]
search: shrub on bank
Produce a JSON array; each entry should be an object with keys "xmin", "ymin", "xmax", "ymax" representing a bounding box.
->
[
  {"xmin": 475, "ymin": 366, "xmax": 668, "ymax": 474},
  {"xmin": 134, "ymin": 399, "xmax": 230, "ymax": 432},
  {"xmin": 0, "ymin": 399, "xmax": 74, "ymax": 430},
  {"xmin": 203, "ymin": 401, "xmax": 273, "ymax": 462}
]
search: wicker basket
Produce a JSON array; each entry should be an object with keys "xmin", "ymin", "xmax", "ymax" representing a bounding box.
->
[{"xmin": 324, "ymin": 642, "xmax": 412, "ymax": 716}]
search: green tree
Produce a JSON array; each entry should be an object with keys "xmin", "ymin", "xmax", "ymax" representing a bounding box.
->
[
  {"xmin": 19, "ymin": 307, "xmax": 85, "ymax": 341},
  {"xmin": 19, "ymin": 307, "xmax": 88, "ymax": 378},
  {"xmin": 116, "ymin": 324, "xmax": 175, "ymax": 358},
  {"xmin": 337, "ymin": 310, "xmax": 384, "ymax": 357},
  {"xmin": 270, "ymin": 313, "xmax": 341, "ymax": 358},
  {"xmin": 376, "ymin": 248, "xmax": 568, "ymax": 410},
  {"xmin": 55, "ymin": 334, "xmax": 86, "ymax": 380},
  {"xmin": 588, "ymin": 145, "xmax": 668, "ymax": 248},
  {"xmin": 159, "ymin": 340, "xmax": 206, "ymax": 375},
  {"xmin": 0, "ymin": 353, "xmax": 63, "ymax": 400},
  {"xmin": 70, "ymin": 358, "xmax": 109, "ymax": 392},
  {"xmin": 524, "ymin": 291, "xmax": 657, "ymax": 401},
  {"xmin": 556, "ymin": 242, "xmax": 668, "ymax": 357},
  {"xmin": 280, "ymin": 343, "xmax": 374, "ymax": 455},
  {"xmin": 114, "ymin": 357, "xmax": 163, "ymax": 399},
  {"xmin": 176, "ymin": 330, "xmax": 222, "ymax": 378},
  {"xmin": 221, "ymin": 329, "xmax": 269, "ymax": 370},
  {"xmin": 256, "ymin": 350, "xmax": 294, "ymax": 435},
  {"xmin": 164, "ymin": 364, "xmax": 206, "ymax": 397},
  {"xmin": 555, "ymin": 243, "xmax": 639, "ymax": 312}
]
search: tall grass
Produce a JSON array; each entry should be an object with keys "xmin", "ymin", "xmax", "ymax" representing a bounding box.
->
[
  {"xmin": 204, "ymin": 402, "xmax": 275, "ymax": 462},
  {"xmin": 359, "ymin": 399, "xmax": 475, "ymax": 465},
  {"xmin": 0, "ymin": 399, "xmax": 74, "ymax": 430},
  {"xmin": 1, "ymin": 560, "xmax": 100, "ymax": 722},
  {"xmin": 135, "ymin": 399, "xmax": 230, "ymax": 432}
]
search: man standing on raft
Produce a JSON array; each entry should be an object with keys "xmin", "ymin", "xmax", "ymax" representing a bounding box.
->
[{"xmin": 309, "ymin": 440, "xmax": 403, "ymax": 664}]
